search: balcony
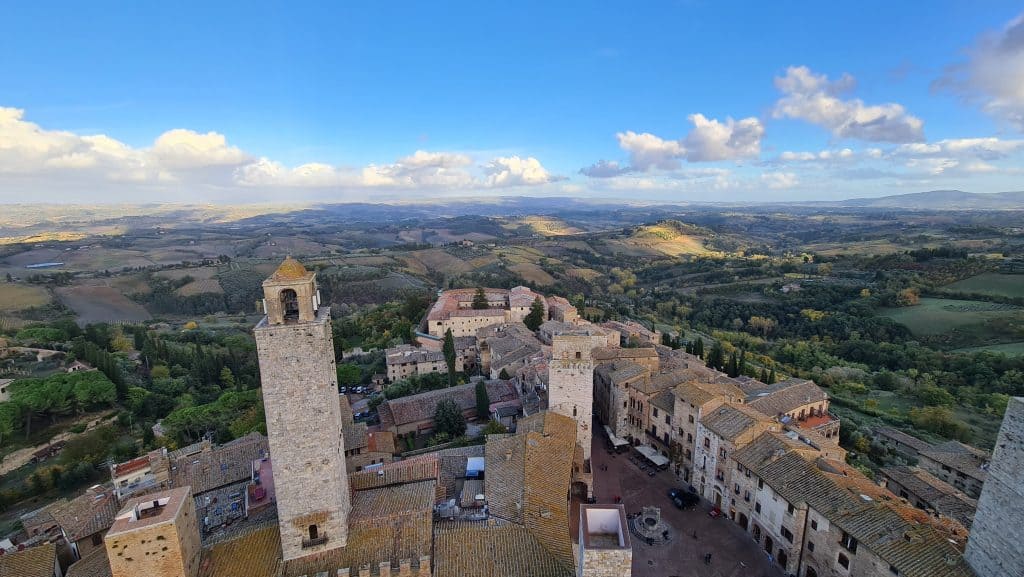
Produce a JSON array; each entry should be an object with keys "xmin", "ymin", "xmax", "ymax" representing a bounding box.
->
[{"xmin": 302, "ymin": 535, "xmax": 328, "ymax": 548}]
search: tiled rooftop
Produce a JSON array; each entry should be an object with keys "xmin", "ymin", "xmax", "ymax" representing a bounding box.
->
[
  {"xmin": 169, "ymin": 432, "xmax": 267, "ymax": 495},
  {"xmin": 51, "ymin": 485, "xmax": 119, "ymax": 541},
  {"xmin": 700, "ymin": 402, "xmax": 771, "ymax": 441},
  {"xmin": 0, "ymin": 543, "xmax": 57, "ymax": 577},
  {"xmin": 65, "ymin": 545, "xmax": 112, "ymax": 577},
  {"xmin": 433, "ymin": 520, "xmax": 573, "ymax": 577}
]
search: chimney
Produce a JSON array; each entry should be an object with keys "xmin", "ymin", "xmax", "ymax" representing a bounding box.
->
[
  {"xmin": 379, "ymin": 562, "xmax": 391, "ymax": 577},
  {"xmin": 418, "ymin": 556, "xmax": 431, "ymax": 577},
  {"xmin": 399, "ymin": 559, "xmax": 412, "ymax": 577}
]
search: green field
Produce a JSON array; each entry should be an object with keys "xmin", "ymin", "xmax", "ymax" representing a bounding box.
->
[
  {"xmin": 0, "ymin": 283, "xmax": 51, "ymax": 311},
  {"xmin": 944, "ymin": 273, "xmax": 1024, "ymax": 298},
  {"xmin": 880, "ymin": 297, "xmax": 1022, "ymax": 336},
  {"xmin": 951, "ymin": 342, "xmax": 1024, "ymax": 356}
]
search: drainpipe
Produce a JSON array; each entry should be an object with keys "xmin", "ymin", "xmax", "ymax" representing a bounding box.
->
[{"xmin": 795, "ymin": 505, "xmax": 811, "ymax": 577}]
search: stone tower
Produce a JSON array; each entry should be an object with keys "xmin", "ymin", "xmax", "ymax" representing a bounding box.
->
[
  {"xmin": 548, "ymin": 332, "xmax": 597, "ymax": 463},
  {"xmin": 965, "ymin": 396, "xmax": 1024, "ymax": 577},
  {"xmin": 254, "ymin": 257, "xmax": 351, "ymax": 561},
  {"xmin": 104, "ymin": 487, "xmax": 201, "ymax": 577}
]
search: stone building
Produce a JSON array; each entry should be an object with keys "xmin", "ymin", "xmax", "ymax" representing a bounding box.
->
[
  {"xmin": 965, "ymin": 396, "xmax": 1024, "ymax": 577},
  {"xmin": 377, "ymin": 379, "xmax": 519, "ymax": 438},
  {"xmin": 918, "ymin": 441, "xmax": 989, "ymax": 499},
  {"xmin": 110, "ymin": 448, "xmax": 169, "ymax": 501},
  {"xmin": 253, "ymin": 257, "xmax": 351, "ymax": 561},
  {"xmin": 745, "ymin": 378, "xmax": 840, "ymax": 442},
  {"xmin": 52, "ymin": 484, "xmax": 121, "ymax": 562},
  {"xmin": 872, "ymin": 426, "xmax": 934, "ymax": 459},
  {"xmin": 599, "ymin": 320, "xmax": 661, "ymax": 347},
  {"xmin": 477, "ymin": 323, "xmax": 542, "ymax": 379},
  {"xmin": 881, "ymin": 465, "xmax": 977, "ymax": 528},
  {"xmin": 692, "ymin": 402, "xmax": 776, "ymax": 506},
  {"xmin": 548, "ymin": 332, "xmax": 602, "ymax": 466},
  {"xmin": 105, "ymin": 486, "xmax": 202, "ymax": 577},
  {"xmin": 670, "ymin": 379, "xmax": 745, "ymax": 482},
  {"xmin": 424, "ymin": 287, "xmax": 551, "ymax": 338},
  {"xmin": 731, "ymin": 432, "xmax": 974, "ymax": 577}
]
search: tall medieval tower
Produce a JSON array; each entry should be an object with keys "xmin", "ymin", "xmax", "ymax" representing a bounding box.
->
[
  {"xmin": 254, "ymin": 257, "xmax": 351, "ymax": 561},
  {"xmin": 548, "ymin": 332, "xmax": 597, "ymax": 464}
]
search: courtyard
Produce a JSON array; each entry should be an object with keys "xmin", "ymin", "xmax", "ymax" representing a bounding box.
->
[{"xmin": 590, "ymin": 436, "xmax": 787, "ymax": 577}]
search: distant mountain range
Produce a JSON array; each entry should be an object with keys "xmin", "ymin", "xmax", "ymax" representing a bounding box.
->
[{"xmin": 819, "ymin": 190, "xmax": 1024, "ymax": 210}]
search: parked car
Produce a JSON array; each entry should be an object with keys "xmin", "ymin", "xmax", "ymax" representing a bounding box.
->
[
  {"xmin": 668, "ymin": 488, "xmax": 699, "ymax": 509},
  {"xmin": 339, "ymin": 387, "xmax": 348, "ymax": 394}
]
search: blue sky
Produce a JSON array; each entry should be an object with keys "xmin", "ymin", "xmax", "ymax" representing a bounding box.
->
[{"xmin": 1, "ymin": 1, "xmax": 1023, "ymax": 203}]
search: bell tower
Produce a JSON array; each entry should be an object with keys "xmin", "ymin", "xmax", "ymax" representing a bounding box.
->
[{"xmin": 254, "ymin": 257, "xmax": 351, "ymax": 561}]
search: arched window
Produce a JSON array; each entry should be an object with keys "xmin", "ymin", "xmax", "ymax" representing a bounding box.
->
[
  {"xmin": 308, "ymin": 524, "xmax": 318, "ymax": 540},
  {"xmin": 280, "ymin": 289, "xmax": 299, "ymax": 321}
]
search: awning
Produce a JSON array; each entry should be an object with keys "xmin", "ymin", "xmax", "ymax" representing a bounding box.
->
[
  {"xmin": 466, "ymin": 457, "xmax": 485, "ymax": 476},
  {"xmin": 603, "ymin": 425, "xmax": 630, "ymax": 448},
  {"xmin": 636, "ymin": 445, "xmax": 670, "ymax": 467}
]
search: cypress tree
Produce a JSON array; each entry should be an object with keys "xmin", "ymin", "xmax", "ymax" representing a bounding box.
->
[{"xmin": 442, "ymin": 328, "xmax": 457, "ymax": 387}]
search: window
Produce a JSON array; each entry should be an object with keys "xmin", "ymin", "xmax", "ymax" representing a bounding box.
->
[
  {"xmin": 744, "ymin": 490, "xmax": 751, "ymax": 502},
  {"xmin": 624, "ymin": 401, "xmax": 627, "ymax": 408},
  {"xmin": 755, "ymin": 502, "xmax": 761, "ymax": 513},
  {"xmin": 889, "ymin": 566, "xmax": 899, "ymax": 575},
  {"xmin": 703, "ymin": 438, "xmax": 710, "ymax": 448},
  {"xmin": 92, "ymin": 533, "xmax": 103, "ymax": 546},
  {"xmin": 575, "ymin": 351, "xmax": 581, "ymax": 359},
  {"xmin": 810, "ymin": 519, "xmax": 818, "ymax": 530},
  {"xmin": 781, "ymin": 527, "xmax": 793, "ymax": 542},
  {"xmin": 653, "ymin": 408, "xmax": 659, "ymax": 418},
  {"xmin": 685, "ymin": 449, "xmax": 692, "ymax": 459},
  {"xmin": 652, "ymin": 425, "xmax": 658, "ymax": 436},
  {"xmin": 840, "ymin": 531, "xmax": 858, "ymax": 553},
  {"xmin": 838, "ymin": 553, "xmax": 850, "ymax": 570},
  {"xmin": 758, "ymin": 479, "xmax": 764, "ymax": 490},
  {"xmin": 787, "ymin": 503, "xmax": 795, "ymax": 515},
  {"xmin": 688, "ymin": 414, "xmax": 695, "ymax": 423},
  {"xmin": 716, "ymin": 469, "xmax": 724, "ymax": 481},
  {"xmin": 309, "ymin": 525, "xmax": 318, "ymax": 540},
  {"xmin": 719, "ymin": 447, "xmax": 727, "ymax": 458},
  {"xmin": 808, "ymin": 541, "xmax": 815, "ymax": 552},
  {"xmin": 687, "ymin": 433, "xmax": 693, "ymax": 443},
  {"xmin": 664, "ymin": 414, "xmax": 670, "ymax": 424}
]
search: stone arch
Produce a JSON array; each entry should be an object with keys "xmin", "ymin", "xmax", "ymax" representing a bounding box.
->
[{"xmin": 280, "ymin": 288, "xmax": 299, "ymax": 321}]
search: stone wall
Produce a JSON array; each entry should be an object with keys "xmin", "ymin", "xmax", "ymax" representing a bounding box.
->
[
  {"xmin": 548, "ymin": 335, "xmax": 598, "ymax": 463},
  {"xmin": 255, "ymin": 307, "xmax": 352, "ymax": 561},
  {"xmin": 965, "ymin": 396, "xmax": 1024, "ymax": 577},
  {"xmin": 579, "ymin": 548, "xmax": 632, "ymax": 577}
]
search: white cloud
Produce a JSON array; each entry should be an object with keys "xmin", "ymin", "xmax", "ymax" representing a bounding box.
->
[
  {"xmin": 683, "ymin": 113, "xmax": 764, "ymax": 162},
  {"xmin": 761, "ymin": 171, "xmax": 799, "ymax": 189},
  {"xmin": 936, "ymin": 13, "xmax": 1024, "ymax": 130},
  {"xmin": 579, "ymin": 159, "xmax": 630, "ymax": 178},
  {"xmin": 234, "ymin": 158, "xmax": 359, "ymax": 187},
  {"xmin": 891, "ymin": 137, "xmax": 1024, "ymax": 160},
  {"xmin": 596, "ymin": 113, "xmax": 764, "ymax": 175},
  {"xmin": 483, "ymin": 156, "xmax": 556, "ymax": 187},
  {"xmin": 151, "ymin": 129, "xmax": 248, "ymax": 169},
  {"xmin": 361, "ymin": 150, "xmax": 474, "ymax": 188},
  {"xmin": 615, "ymin": 131, "xmax": 685, "ymax": 171},
  {"xmin": 779, "ymin": 148, "xmax": 855, "ymax": 162},
  {"xmin": 773, "ymin": 66, "xmax": 924, "ymax": 142}
]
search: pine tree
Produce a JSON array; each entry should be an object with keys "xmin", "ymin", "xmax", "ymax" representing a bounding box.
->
[
  {"xmin": 523, "ymin": 296, "xmax": 545, "ymax": 331},
  {"xmin": 759, "ymin": 367, "xmax": 769, "ymax": 382},
  {"xmin": 727, "ymin": 351, "xmax": 738, "ymax": 377},
  {"xmin": 442, "ymin": 328, "xmax": 457, "ymax": 387},
  {"xmin": 475, "ymin": 380, "xmax": 490, "ymax": 421},
  {"xmin": 472, "ymin": 287, "xmax": 489, "ymax": 309},
  {"xmin": 706, "ymin": 342, "xmax": 724, "ymax": 371},
  {"xmin": 738, "ymin": 349, "xmax": 747, "ymax": 377},
  {"xmin": 694, "ymin": 338, "xmax": 705, "ymax": 359}
]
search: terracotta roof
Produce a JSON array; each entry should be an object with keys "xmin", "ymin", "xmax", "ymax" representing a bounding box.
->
[
  {"xmin": 107, "ymin": 486, "xmax": 192, "ymax": 538},
  {"xmin": 437, "ymin": 445, "xmax": 486, "ymax": 501},
  {"xmin": 268, "ymin": 257, "xmax": 310, "ymax": 281},
  {"xmin": 19, "ymin": 499, "xmax": 66, "ymax": 534},
  {"xmin": 51, "ymin": 486, "xmax": 120, "ymax": 541},
  {"xmin": 198, "ymin": 524, "xmax": 281, "ymax": 577},
  {"xmin": 351, "ymin": 479, "xmax": 436, "ymax": 520},
  {"xmin": 169, "ymin": 432, "xmax": 267, "ymax": 495},
  {"xmin": 874, "ymin": 427, "xmax": 934, "ymax": 453},
  {"xmin": 65, "ymin": 546, "xmax": 112, "ymax": 577},
  {"xmin": 881, "ymin": 466, "xmax": 977, "ymax": 528},
  {"xmin": 343, "ymin": 421, "xmax": 369, "ymax": 452},
  {"xmin": 651, "ymin": 390, "xmax": 674, "ymax": 414},
  {"xmin": 0, "ymin": 543, "xmax": 57, "ymax": 577},
  {"xmin": 700, "ymin": 402, "xmax": 772, "ymax": 441},
  {"xmin": 746, "ymin": 378, "xmax": 827, "ymax": 417},
  {"xmin": 485, "ymin": 412, "xmax": 576, "ymax": 572},
  {"xmin": 433, "ymin": 520, "xmax": 573, "ymax": 577},
  {"xmin": 349, "ymin": 455, "xmax": 440, "ymax": 492},
  {"xmin": 673, "ymin": 379, "xmax": 744, "ymax": 408},
  {"xmin": 338, "ymin": 394, "xmax": 354, "ymax": 425},
  {"xmin": 596, "ymin": 361, "xmax": 648, "ymax": 385},
  {"xmin": 112, "ymin": 455, "xmax": 150, "ymax": 478},
  {"xmin": 592, "ymin": 346, "xmax": 658, "ymax": 362},
  {"xmin": 920, "ymin": 441, "xmax": 990, "ymax": 481},
  {"xmin": 367, "ymin": 431, "xmax": 396, "ymax": 454}
]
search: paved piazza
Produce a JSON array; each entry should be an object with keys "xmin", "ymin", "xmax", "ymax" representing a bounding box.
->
[{"xmin": 590, "ymin": 436, "xmax": 787, "ymax": 577}]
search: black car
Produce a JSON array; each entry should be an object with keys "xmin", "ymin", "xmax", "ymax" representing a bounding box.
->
[{"xmin": 668, "ymin": 488, "xmax": 700, "ymax": 509}]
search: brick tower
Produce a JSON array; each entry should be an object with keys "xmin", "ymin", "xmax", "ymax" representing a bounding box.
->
[
  {"xmin": 549, "ymin": 332, "xmax": 597, "ymax": 464},
  {"xmin": 254, "ymin": 257, "xmax": 351, "ymax": 561}
]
